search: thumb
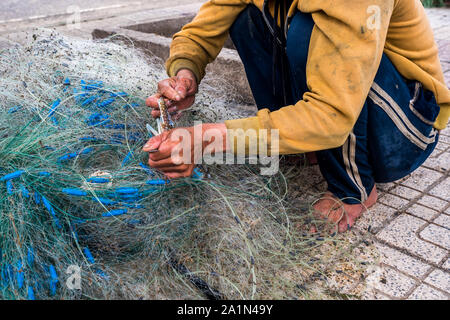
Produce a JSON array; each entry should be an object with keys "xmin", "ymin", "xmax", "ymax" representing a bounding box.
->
[
  {"xmin": 142, "ymin": 135, "xmax": 163, "ymax": 151},
  {"xmin": 174, "ymin": 78, "xmax": 190, "ymax": 100}
]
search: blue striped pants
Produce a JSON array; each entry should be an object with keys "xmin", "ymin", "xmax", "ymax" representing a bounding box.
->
[{"xmin": 230, "ymin": 5, "xmax": 440, "ymax": 204}]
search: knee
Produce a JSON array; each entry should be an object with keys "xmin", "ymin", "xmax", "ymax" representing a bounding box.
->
[
  {"xmin": 230, "ymin": 5, "xmax": 262, "ymax": 45},
  {"xmin": 285, "ymin": 11, "xmax": 315, "ymax": 69}
]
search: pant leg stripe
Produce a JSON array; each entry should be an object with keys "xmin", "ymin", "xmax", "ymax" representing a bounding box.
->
[
  {"xmin": 408, "ymin": 82, "xmax": 435, "ymax": 126},
  {"xmin": 342, "ymin": 134, "xmax": 367, "ymax": 202},
  {"xmin": 371, "ymin": 82, "xmax": 436, "ymax": 145},
  {"xmin": 349, "ymin": 132, "xmax": 368, "ymax": 202},
  {"xmin": 430, "ymin": 128, "xmax": 438, "ymax": 139},
  {"xmin": 368, "ymin": 90, "xmax": 428, "ymax": 150}
]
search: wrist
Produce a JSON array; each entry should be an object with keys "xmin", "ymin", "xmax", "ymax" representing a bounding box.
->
[
  {"xmin": 168, "ymin": 58, "xmax": 201, "ymax": 83},
  {"xmin": 198, "ymin": 123, "xmax": 229, "ymax": 153},
  {"xmin": 216, "ymin": 123, "xmax": 229, "ymax": 152},
  {"xmin": 177, "ymin": 69, "xmax": 197, "ymax": 85}
]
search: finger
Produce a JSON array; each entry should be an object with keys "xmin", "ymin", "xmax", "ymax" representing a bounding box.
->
[
  {"xmin": 142, "ymin": 131, "xmax": 169, "ymax": 152},
  {"xmin": 164, "ymin": 168, "xmax": 194, "ymax": 179},
  {"xmin": 142, "ymin": 137, "xmax": 162, "ymax": 152},
  {"xmin": 151, "ymin": 109, "xmax": 161, "ymax": 118},
  {"xmin": 145, "ymin": 93, "xmax": 162, "ymax": 109},
  {"xmin": 148, "ymin": 157, "xmax": 185, "ymax": 169},
  {"xmin": 163, "ymin": 172, "xmax": 185, "ymax": 179},
  {"xmin": 174, "ymin": 78, "xmax": 190, "ymax": 100},
  {"xmin": 149, "ymin": 137, "xmax": 185, "ymax": 162},
  {"xmin": 148, "ymin": 144, "xmax": 173, "ymax": 161},
  {"xmin": 168, "ymin": 106, "xmax": 178, "ymax": 114},
  {"xmin": 178, "ymin": 77, "xmax": 196, "ymax": 95},
  {"xmin": 170, "ymin": 95, "xmax": 195, "ymax": 111},
  {"xmin": 157, "ymin": 165, "xmax": 190, "ymax": 173},
  {"xmin": 150, "ymin": 96, "xmax": 173, "ymax": 109},
  {"xmin": 158, "ymin": 82, "xmax": 181, "ymax": 101}
]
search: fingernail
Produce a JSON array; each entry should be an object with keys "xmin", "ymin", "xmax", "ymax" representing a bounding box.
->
[{"xmin": 175, "ymin": 94, "xmax": 181, "ymax": 101}]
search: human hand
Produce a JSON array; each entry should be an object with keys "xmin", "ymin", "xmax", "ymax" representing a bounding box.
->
[
  {"xmin": 142, "ymin": 123, "xmax": 228, "ymax": 179},
  {"xmin": 145, "ymin": 69, "xmax": 198, "ymax": 119}
]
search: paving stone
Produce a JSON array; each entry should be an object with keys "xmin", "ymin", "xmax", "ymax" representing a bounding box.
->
[
  {"xmin": 365, "ymin": 266, "xmax": 416, "ymax": 298},
  {"xmin": 374, "ymin": 242, "xmax": 432, "ymax": 278},
  {"xmin": 377, "ymin": 215, "xmax": 447, "ymax": 264},
  {"xmin": 408, "ymin": 284, "xmax": 449, "ymax": 300},
  {"xmin": 406, "ymin": 204, "xmax": 439, "ymax": 221},
  {"xmin": 361, "ymin": 287, "xmax": 391, "ymax": 300},
  {"xmin": 440, "ymin": 126, "xmax": 450, "ymax": 137},
  {"xmin": 378, "ymin": 194, "xmax": 409, "ymax": 210},
  {"xmin": 401, "ymin": 167, "xmax": 443, "ymax": 191},
  {"xmin": 428, "ymin": 177, "xmax": 450, "ymax": 200},
  {"xmin": 390, "ymin": 186, "xmax": 421, "ymax": 200},
  {"xmin": 442, "ymin": 258, "xmax": 450, "ymax": 272},
  {"xmin": 434, "ymin": 142, "xmax": 448, "ymax": 151},
  {"xmin": 422, "ymin": 151, "xmax": 450, "ymax": 173},
  {"xmin": 354, "ymin": 204, "xmax": 397, "ymax": 233},
  {"xmin": 433, "ymin": 214, "xmax": 450, "ymax": 229},
  {"xmin": 424, "ymin": 269, "xmax": 450, "ymax": 293},
  {"xmin": 377, "ymin": 183, "xmax": 396, "ymax": 192},
  {"xmin": 417, "ymin": 195, "xmax": 448, "ymax": 211},
  {"xmin": 420, "ymin": 224, "xmax": 450, "ymax": 250},
  {"xmin": 438, "ymin": 134, "xmax": 450, "ymax": 144}
]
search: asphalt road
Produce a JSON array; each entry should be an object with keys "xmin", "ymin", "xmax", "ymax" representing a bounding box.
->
[{"xmin": 0, "ymin": 0, "xmax": 148, "ymax": 22}]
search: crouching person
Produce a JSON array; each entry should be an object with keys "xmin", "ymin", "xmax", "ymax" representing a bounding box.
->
[{"xmin": 143, "ymin": 0, "xmax": 449, "ymax": 233}]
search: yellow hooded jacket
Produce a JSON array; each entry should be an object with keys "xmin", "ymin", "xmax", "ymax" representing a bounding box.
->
[{"xmin": 166, "ymin": 0, "xmax": 450, "ymax": 154}]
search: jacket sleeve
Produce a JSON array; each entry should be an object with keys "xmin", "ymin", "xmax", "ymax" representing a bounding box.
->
[
  {"xmin": 166, "ymin": 0, "xmax": 249, "ymax": 82},
  {"xmin": 225, "ymin": 0, "xmax": 395, "ymax": 155}
]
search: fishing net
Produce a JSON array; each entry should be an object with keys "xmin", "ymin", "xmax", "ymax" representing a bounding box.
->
[{"xmin": 0, "ymin": 30, "xmax": 374, "ymax": 300}]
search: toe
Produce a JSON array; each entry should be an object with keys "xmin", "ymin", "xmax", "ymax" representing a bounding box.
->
[
  {"xmin": 338, "ymin": 215, "xmax": 353, "ymax": 233},
  {"xmin": 337, "ymin": 204, "xmax": 364, "ymax": 233}
]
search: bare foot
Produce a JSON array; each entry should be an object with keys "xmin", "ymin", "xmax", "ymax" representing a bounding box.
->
[{"xmin": 310, "ymin": 186, "xmax": 378, "ymax": 233}]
